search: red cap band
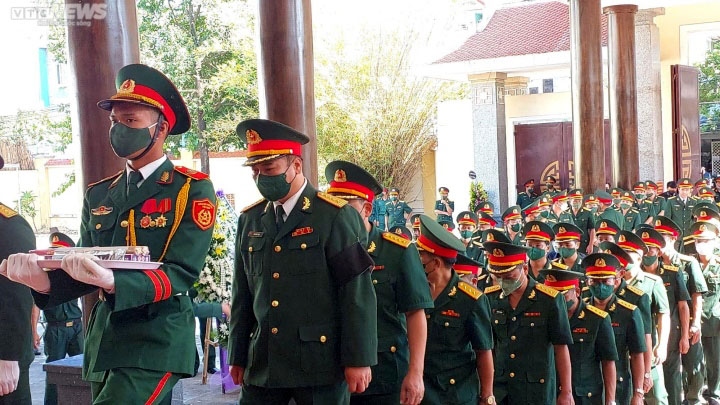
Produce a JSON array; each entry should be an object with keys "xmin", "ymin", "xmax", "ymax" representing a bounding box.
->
[
  {"xmin": 247, "ymin": 139, "xmax": 303, "ymax": 158},
  {"xmin": 328, "ymin": 181, "xmax": 375, "ymax": 202},
  {"xmin": 454, "ymin": 263, "xmax": 479, "ymax": 275},
  {"xmin": 545, "ymin": 278, "xmax": 579, "ymax": 291},
  {"xmin": 416, "ymin": 234, "xmax": 458, "ymax": 259}
]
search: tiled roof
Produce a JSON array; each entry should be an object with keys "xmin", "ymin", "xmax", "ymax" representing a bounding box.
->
[{"xmin": 435, "ymin": 1, "xmax": 608, "ymax": 64}]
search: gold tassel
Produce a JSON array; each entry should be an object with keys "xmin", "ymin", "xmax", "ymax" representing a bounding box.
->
[{"xmin": 159, "ymin": 178, "xmax": 191, "ymax": 261}]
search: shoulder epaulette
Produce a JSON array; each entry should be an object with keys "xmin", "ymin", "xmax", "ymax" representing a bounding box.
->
[
  {"xmin": 626, "ymin": 284, "xmax": 645, "ymax": 297},
  {"xmin": 317, "ymin": 191, "xmax": 348, "ymax": 208},
  {"xmin": 174, "ymin": 166, "xmax": 210, "ymax": 180},
  {"xmin": 585, "ymin": 304, "xmax": 609, "ymax": 318},
  {"xmin": 644, "ymin": 272, "xmax": 663, "ymax": 283},
  {"xmin": 582, "ymin": 286, "xmax": 590, "ymax": 292},
  {"xmin": 662, "ymin": 264, "xmax": 679, "ymax": 272},
  {"xmin": 630, "ymin": 208, "xmax": 639, "ymax": 213},
  {"xmin": 683, "ymin": 235, "xmax": 695, "ymax": 242},
  {"xmin": 582, "ymin": 208, "xmax": 591, "ymax": 212},
  {"xmin": 458, "ymin": 281, "xmax": 482, "ymax": 300},
  {"xmin": 87, "ymin": 170, "xmax": 123, "ymax": 189},
  {"xmin": 645, "ymin": 199, "xmax": 653, "ymax": 204},
  {"xmin": 485, "ymin": 285, "xmax": 502, "ymax": 294},
  {"xmin": 0, "ymin": 203, "xmax": 18, "ymax": 218},
  {"xmin": 551, "ymin": 259, "xmax": 569, "ymax": 270},
  {"xmin": 535, "ymin": 283, "xmax": 559, "ymax": 298},
  {"xmin": 617, "ymin": 299, "xmax": 637, "ymax": 311},
  {"xmin": 241, "ymin": 198, "xmax": 267, "ymax": 213},
  {"xmin": 382, "ymin": 232, "xmax": 411, "ymax": 248},
  {"xmin": 668, "ymin": 196, "xmax": 678, "ymax": 200}
]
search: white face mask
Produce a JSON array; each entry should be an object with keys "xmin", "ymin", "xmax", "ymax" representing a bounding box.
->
[{"xmin": 696, "ymin": 241, "xmax": 715, "ymax": 256}]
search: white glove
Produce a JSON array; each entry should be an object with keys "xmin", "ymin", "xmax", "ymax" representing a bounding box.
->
[
  {"xmin": 0, "ymin": 254, "xmax": 50, "ymax": 293},
  {"xmin": 61, "ymin": 253, "xmax": 115, "ymax": 292},
  {"xmin": 0, "ymin": 360, "xmax": 19, "ymax": 396}
]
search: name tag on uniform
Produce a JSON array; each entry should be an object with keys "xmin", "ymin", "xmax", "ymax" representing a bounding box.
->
[{"xmin": 248, "ymin": 231, "xmax": 264, "ymax": 238}]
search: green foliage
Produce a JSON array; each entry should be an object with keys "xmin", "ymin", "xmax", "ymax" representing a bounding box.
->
[
  {"xmin": 52, "ymin": 172, "xmax": 76, "ymax": 197},
  {"xmin": 137, "ymin": 0, "xmax": 259, "ymax": 170},
  {"xmin": 468, "ymin": 181, "xmax": 490, "ymax": 213},
  {"xmin": 314, "ymin": 26, "xmax": 466, "ymax": 196},
  {"xmin": 697, "ymin": 38, "xmax": 720, "ymax": 132},
  {"xmin": 0, "ymin": 104, "xmax": 72, "ymax": 152},
  {"xmin": 15, "ymin": 191, "xmax": 38, "ymax": 231}
]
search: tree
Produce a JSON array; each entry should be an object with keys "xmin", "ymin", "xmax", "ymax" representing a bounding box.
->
[
  {"xmin": 313, "ymin": 26, "xmax": 465, "ymax": 197},
  {"xmin": 697, "ymin": 38, "xmax": 720, "ymax": 133},
  {"xmin": 137, "ymin": 0, "xmax": 259, "ymax": 174}
]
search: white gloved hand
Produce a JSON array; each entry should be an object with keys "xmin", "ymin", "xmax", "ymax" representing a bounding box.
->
[
  {"xmin": 0, "ymin": 254, "xmax": 50, "ymax": 293},
  {"xmin": 0, "ymin": 360, "xmax": 19, "ymax": 396},
  {"xmin": 61, "ymin": 253, "xmax": 115, "ymax": 292}
]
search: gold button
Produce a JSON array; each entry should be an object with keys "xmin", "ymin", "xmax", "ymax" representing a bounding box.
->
[
  {"xmin": 588, "ymin": 392, "xmax": 592, "ymax": 397},
  {"xmin": 510, "ymin": 354, "xmax": 515, "ymax": 359},
  {"xmin": 444, "ymin": 322, "xmax": 450, "ymax": 327},
  {"xmin": 426, "ymin": 314, "xmax": 431, "ymax": 319},
  {"xmin": 274, "ymin": 245, "xmax": 281, "ymax": 252},
  {"xmin": 390, "ymin": 346, "xmax": 397, "ymax": 353},
  {"xmin": 579, "ymin": 338, "xmax": 584, "ymax": 342},
  {"xmin": 271, "ymin": 300, "xmax": 279, "ymax": 307},
  {"xmin": 271, "ymin": 327, "xmax": 278, "ymax": 334},
  {"xmin": 373, "ymin": 279, "xmax": 378, "ymax": 284},
  {"xmin": 509, "ymin": 372, "xmax": 515, "ymax": 378},
  {"xmin": 619, "ymin": 377, "xmax": 623, "ymax": 382},
  {"xmin": 449, "ymin": 378, "xmax": 456, "ymax": 385},
  {"xmin": 530, "ymin": 322, "xmax": 535, "ymax": 327},
  {"xmin": 120, "ymin": 220, "xmax": 128, "ymax": 228},
  {"xmin": 320, "ymin": 335, "xmax": 327, "ymax": 343},
  {"xmin": 494, "ymin": 320, "xmax": 499, "ymax": 324},
  {"xmin": 301, "ymin": 243, "xmax": 307, "ymax": 250},
  {"xmin": 249, "ymin": 247, "xmax": 253, "ymax": 252},
  {"xmin": 511, "ymin": 316, "xmax": 516, "ymax": 321},
  {"xmin": 540, "ymin": 378, "xmax": 545, "ymax": 384},
  {"xmin": 511, "ymin": 335, "xmax": 516, "ymax": 341},
  {"xmin": 95, "ymin": 223, "xmax": 101, "ymax": 230},
  {"xmin": 273, "ymin": 272, "xmax": 280, "ymax": 279}
]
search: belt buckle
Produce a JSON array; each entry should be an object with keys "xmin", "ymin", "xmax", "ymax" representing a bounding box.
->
[{"xmin": 65, "ymin": 321, "xmax": 73, "ymax": 327}]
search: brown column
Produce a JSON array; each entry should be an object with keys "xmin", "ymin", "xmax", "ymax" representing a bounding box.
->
[
  {"xmin": 258, "ymin": 0, "xmax": 318, "ymax": 185},
  {"xmin": 569, "ymin": 0, "xmax": 605, "ymax": 192},
  {"xmin": 65, "ymin": 0, "xmax": 139, "ymax": 327},
  {"xmin": 604, "ymin": 5, "xmax": 639, "ymax": 190}
]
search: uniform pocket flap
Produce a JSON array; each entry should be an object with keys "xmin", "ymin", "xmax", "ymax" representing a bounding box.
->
[
  {"xmin": 288, "ymin": 234, "xmax": 320, "ymax": 250},
  {"xmin": 377, "ymin": 335, "xmax": 406, "ymax": 352},
  {"xmin": 89, "ymin": 210, "xmax": 118, "ymax": 232},
  {"xmin": 246, "ymin": 237, "xmax": 265, "ymax": 252},
  {"xmin": 299, "ymin": 324, "xmax": 333, "ymax": 342}
]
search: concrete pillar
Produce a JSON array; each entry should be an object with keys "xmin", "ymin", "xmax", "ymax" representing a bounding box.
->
[
  {"xmin": 604, "ymin": 5, "xmax": 639, "ymax": 190},
  {"xmin": 569, "ymin": 0, "xmax": 606, "ymax": 192},
  {"xmin": 258, "ymin": 0, "xmax": 318, "ymax": 185},
  {"xmin": 65, "ymin": 0, "xmax": 139, "ymax": 329},
  {"xmin": 635, "ymin": 8, "xmax": 665, "ymax": 183},
  {"xmin": 469, "ymin": 72, "xmax": 508, "ymax": 211}
]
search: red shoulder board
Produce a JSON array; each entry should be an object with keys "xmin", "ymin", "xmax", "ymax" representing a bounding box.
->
[{"xmin": 174, "ymin": 166, "xmax": 209, "ymax": 180}]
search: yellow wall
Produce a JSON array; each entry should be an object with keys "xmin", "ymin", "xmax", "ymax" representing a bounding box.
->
[{"xmin": 656, "ymin": 3, "xmax": 720, "ymax": 181}]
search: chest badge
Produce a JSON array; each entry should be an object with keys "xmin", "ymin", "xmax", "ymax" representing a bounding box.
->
[
  {"xmin": 91, "ymin": 206, "xmax": 113, "ymax": 216},
  {"xmin": 441, "ymin": 309, "xmax": 460, "ymax": 318}
]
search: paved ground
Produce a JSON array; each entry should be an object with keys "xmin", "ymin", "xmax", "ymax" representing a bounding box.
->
[{"xmin": 28, "ymin": 322, "xmax": 240, "ymax": 404}]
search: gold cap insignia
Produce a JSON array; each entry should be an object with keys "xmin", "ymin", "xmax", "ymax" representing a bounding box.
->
[
  {"xmin": 512, "ymin": 208, "xmax": 518, "ymax": 214},
  {"xmin": 464, "ymin": 213, "xmax": 470, "ymax": 219},
  {"xmin": 601, "ymin": 222, "xmax": 607, "ymax": 228},
  {"xmin": 395, "ymin": 228, "xmax": 402, "ymax": 235},
  {"xmin": 531, "ymin": 224, "xmax": 540, "ymax": 232},
  {"xmin": 618, "ymin": 235, "xmax": 626, "ymax": 242},
  {"xmin": 51, "ymin": 235, "xmax": 59, "ymax": 243},
  {"xmin": 595, "ymin": 258, "xmax": 606, "ymax": 267},
  {"xmin": 655, "ymin": 219, "xmax": 661, "ymax": 226},
  {"xmin": 487, "ymin": 234, "xmax": 495, "ymax": 241},
  {"xmin": 442, "ymin": 223, "xmax": 449, "ymax": 229},
  {"xmin": 484, "ymin": 203, "xmax": 490, "ymax": 208},
  {"xmin": 558, "ymin": 227, "xmax": 566, "ymax": 234},
  {"xmin": 246, "ymin": 129, "xmax": 262, "ymax": 145},
  {"xmin": 701, "ymin": 211, "xmax": 707, "ymax": 217},
  {"xmin": 118, "ymin": 79, "xmax": 135, "ymax": 93},
  {"xmin": 700, "ymin": 224, "xmax": 707, "ymax": 232},
  {"xmin": 642, "ymin": 232, "xmax": 649, "ymax": 239},
  {"xmin": 334, "ymin": 169, "xmax": 347, "ymax": 182},
  {"xmin": 546, "ymin": 274, "xmax": 557, "ymax": 282},
  {"xmin": 493, "ymin": 248, "xmax": 505, "ymax": 257}
]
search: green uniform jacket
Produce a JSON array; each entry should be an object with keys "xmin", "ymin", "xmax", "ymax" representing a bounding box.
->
[
  {"xmin": 598, "ymin": 208, "xmax": 625, "ymax": 230},
  {"xmin": 486, "ymin": 277, "xmax": 573, "ymax": 404},
  {"xmin": 0, "ymin": 204, "xmax": 36, "ymax": 369},
  {"xmin": 229, "ymin": 184, "xmax": 378, "ymax": 388},
  {"xmin": 628, "ymin": 270, "xmax": 670, "ymax": 347},
  {"xmin": 570, "ymin": 207, "xmax": 595, "ymax": 253},
  {"xmin": 528, "ymin": 259, "xmax": 553, "ymax": 284},
  {"xmin": 386, "ymin": 200, "xmax": 412, "ymax": 229},
  {"xmin": 663, "ymin": 196, "xmax": 698, "ymax": 240},
  {"xmin": 701, "ymin": 256, "xmax": 720, "ymax": 337},
  {"xmin": 546, "ymin": 211, "xmax": 575, "ymax": 226},
  {"xmin": 423, "ymin": 273, "xmax": 493, "ymax": 405},
  {"xmin": 648, "ymin": 196, "xmax": 665, "ymax": 219},
  {"xmin": 43, "ymin": 300, "xmax": 82, "ymax": 323},
  {"xmin": 434, "ymin": 199, "xmax": 455, "ymax": 227},
  {"xmin": 634, "ymin": 200, "xmax": 655, "ymax": 224},
  {"xmin": 361, "ymin": 226, "xmax": 433, "ymax": 395},
  {"xmin": 616, "ymin": 279, "xmax": 653, "ymax": 336},
  {"xmin": 516, "ymin": 192, "xmax": 536, "ymax": 210},
  {"xmin": 32, "ymin": 160, "xmax": 216, "ymax": 381},
  {"xmin": 620, "ymin": 208, "xmax": 642, "ymax": 232},
  {"xmin": 654, "ymin": 260, "xmax": 691, "ymax": 326},
  {"xmin": 568, "ymin": 301, "xmax": 618, "ymax": 399}
]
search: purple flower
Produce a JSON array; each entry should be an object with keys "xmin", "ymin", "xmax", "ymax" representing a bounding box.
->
[{"xmin": 216, "ymin": 190, "xmax": 225, "ymax": 198}]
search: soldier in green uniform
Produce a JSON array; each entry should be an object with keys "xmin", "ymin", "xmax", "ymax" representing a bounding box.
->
[
  {"xmin": 0, "ymin": 157, "xmax": 35, "ymax": 404},
  {"xmin": 478, "ymin": 201, "xmax": 495, "ymax": 217},
  {"xmin": 434, "ymin": 187, "xmax": 455, "ymax": 230},
  {"xmin": 386, "ymin": 188, "xmax": 412, "ymax": 229},
  {"xmin": 516, "ymin": 179, "xmax": 537, "ymax": 209},
  {"xmin": 639, "ymin": 227, "xmax": 691, "ymax": 405},
  {"xmin": 410, "ymin": 214, "xmax": 421, "ymax": 241},
  {"xmin": 483, "ymin": 241, "xmax": 574, "ymax": 405},
  {"xmin": 540, "ymin": 267, "xmax": 618, "ymax": 405},
  {"xmin": 684, "ymin": 220, "xmax": 713, "ymax": 405},
  {"xmin": 40, "ymin": 232, "xmax": 84, "ymax": 405},
  {"xmin": 457, "ymin": 211, "xmax": 482, "ymax": 262},
  {"xmin": 324, "ymin": 160, "xmax": 433, "ymax": 405},
  {"xmin": 501, "ymin": 206, "xmax": 524, "ymax": 246},
  {"xmin": 454, "ymin": 253, "xmax": 483, "ymax": 290},
  {"xmin": 416, "ymin": 215, "xmax": 494, "ymax": 405},
  {"xmin": 616, "ymin": 231, "xmax": 671, "ymax": 405},
  {"xmin": 370, "ymin": 188, "xmax": 389, "ymax": 231},
  {"xmin": 619, "ymin": 191, "xmax": 643, "ymax": 232},
  {"xmin": 661, "ymin": 178, "xmax": 698, "ymax": 252},
  {"xmin": 697, "ymin": 187, "xmax": 716, "ymax": 205},
  {"xmin": 583, "ymin": 253, "xmax": 647, "ymax": 405},
  {"xmin": 632, "ymin": 182, "xmax": 656, "ymax": 225},
  {"xmin": 229, "ymin": 120, "xmax": 377, "ymax": 404},
  {"xmin": 595, "ymin": 219, "xmax": 621, "ymax": 246},
  {"xmin": 547, "ymin": 191, "xmax": 575, "ymax": 226},
  {"xmin": 389, "ymin": 226, "xmax": 413, "ymax": 240},
  {"xmin": 552, "ymin": 222, "xmax": 585, "ymax": 274},
  {"xmin": 696, "ymin": 221, "xmax": 720, "ymax": 404},
  {"xmin": 4, "ymin": 65, "xmax": 217, "ymax": 404},
  {"xmin": 569, "ymin": 189, "xmax": 596, "ymax": 255},
  {"xmin": 523, "ymin": 221, "xmax": 555, "ymax": 283},
  {"xmin": 646, "ymin": 181, "xmax": 665, "ymax": 219},
  {"xmin": 544, "ymin": 175, "xmax": 560, "ymax": 196},
  {"xmin": 596, "ymin": 191, "xmax": 626, "ymax": 228}
]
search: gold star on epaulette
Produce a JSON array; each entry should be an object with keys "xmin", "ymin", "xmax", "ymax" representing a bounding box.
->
[
  {"xmin": 368, "ymin": 241, "xmax": 376, "ymax": 253},
  {"xmin": 448, "ymin": 286, "xmax": 457, "ymax": 297}
]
